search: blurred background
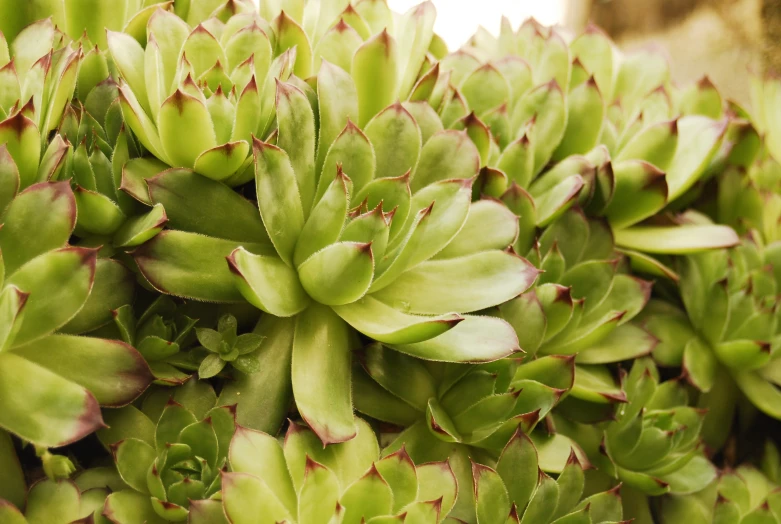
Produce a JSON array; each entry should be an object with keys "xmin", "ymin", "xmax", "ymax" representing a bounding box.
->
[
  {"xmin": 387, "ymin": 0, "xmax": 765, "ymax": 106},
  {"xmin": 253, "ymin": 0, "xmax": 771, "ymax": 106}
]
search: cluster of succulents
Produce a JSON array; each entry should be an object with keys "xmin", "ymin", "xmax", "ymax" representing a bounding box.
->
[{"xmin": 3, "ymin": 0, "xmax": 781, "ymax": 522}]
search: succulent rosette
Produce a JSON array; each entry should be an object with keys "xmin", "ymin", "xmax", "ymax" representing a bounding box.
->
[
  {"xmin": 554, "ymin": 358, "xmax": 715, "ymax": 522},
  {"xmin": 636, "ymin": 237, "xmax": 781, "ymax": 450},
  {"xmin": 471, "ymin": 430, "xmax": 625, "ymax": 524},
  {"xmin": 497, "ymin": 208, "xmax": 656, "ymax": 423},
  {"xmin": 106, "ymin": 6, "xmax": 292, "ymax": 183},
  {"xmin": 125, "ymin": 18, "xmax": 537, "ymax": 442},
  {"xmin": 97, "ymin": 379, "xmax": 236, "ymax": 522},
  {"xmin": 222, "ymin": 416, "xmax": 458, "ymax": 523},
  {"xmin": 421, "ymin": 18, "xmax": 740, "ymax": 269},
  {"xmin": 659, "ymin": 465, "xmax": 781, "ymax": 524},
  {"xmin": 353, "ymin": 344, "xmax": 579, "ymax": 519}
]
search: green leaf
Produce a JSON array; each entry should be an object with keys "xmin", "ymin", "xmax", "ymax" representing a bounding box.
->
[
  {"xmin": 614, "ymin": 224, "xmax": 739, "ymax": 254},
  {"xmin": 0, "ymin": 500, "xmax": 26, "ymax": 524},
  {"xmin": 294, "ymin": 169, "xmax": 350, "ymax": 266},
  {"xmin": 554, "ymin": 77, "xmax": 604, "ymax": 160},
  {"xmin": 576, "ymin": 323, "xmax": 658, "ymax": 365},
  {"xmin": 155, "ymin": 401, "xmax": 197, "ymax": 450},
  {"xmin": 316, "ymin": 61, "xmax": 359, "ymax": 178},
  {"xmin": 298, "ymin": 242, "xmax": 374, "ymax": 306},
  {"xmin": 229, "ymin": 426, "xmax": 297, "ymax": 515},
  {"xmin": 474, "ymin": 462, "xmax": 512, "ymax": 524},
  {"xmin": 376, "ymin": 447, "xmax": 418, "ymax": 512},
  {"xmin": 103, "ymin": 490, "xmax": 166, "ymax": 524},
  {"xmin": 364, "ymin": 102, "xmax": 422, "ymax": 181},
  {"xmin": 276, "ymin": 81, "xmax": 316, "ymax": 216},
  {"xmin": 416, "ymin": 460, "xmax": 459, "ymax": 518},
  {"xmin": 682, "ymin": 337, "xmax": 718, "ymax": 392},
  {"xmin": 189, "ymin": 499, "xmax": 230, "ymax": 524},
  {"xmin": 119, "ymin": 157, "xmax": 168, "ymax": 206},
  {"xmin": 0, "ymin": 429, "xmax": 24, "ymax": 509},
  {"xmin": 147, "ymin": 168, "xmax": 268, "ymax": 243},
  {"xmin": 228, "ymin": 247, "xmax": 310, "ymax": 317},
  {"xmin": 60, "ymin": 258, "xmax": 135, "ymax": 335},
  {"xmin": 0, "ymin": 352, "xmax": 102, "ymax": 447},
  {"xmin": 435, "ymin": 199, "xmax": 518, "ymax": 259},
  {"xmin": 391, "ymin": 315, "xmax": 519, "ymax": 362},
  {"xmin": 372, "ymin": 179, "xmax": 472, "ymax": 291},
  {"xmin": 0, "ymin": 113, "xmax": 41, "ymax": 190},
  {"xmin": 520, "ymin": 471, "xmax": 559, "ymax": 524},
  {"xmin": 616, "ymin": 118, "xmax": 679, "ymax": 171},
  {"xmin": 134, "ymin": 230, "xmax": 270, "ymax": 302},
  {"xmin": 353, "ymin": 30, "xmax": 398, "ymax": 127},
  {"xmin": 7, "ymin": 247, "xmax": 95, "ymax": 346},
  {"xmin": 218, "ymin": 315, "xmax": 294, "ymax": 434},
  {"xmin": 511, "ymin": 81, "xmax": 567, "ymax": 175},
  {"xmin": 221, "ymin": 472, "xmax": 294, "ymax": 523},
  {"xmin": 24, "ymin": 479, "xmax": 81, "ymax": 524},
  {"xmin": 411, "ymin": 129, "xmax": 481, "ymax": 193},
  {"xmin": 74, "ymin": 187, "xmax": 126, "ymax": 236},
  {"xmin": 604, "ymin": 160, "xmax": 668, "ymax": 230},
  {"xmin": 0, "ymin": 181, "xmax": 75, "ymax": 275},
  {"xmin": 553, "ymin": 453, "xmax": 585, "ymax": 518},
  {"xmin": 333, "ymin": 295, "xmax": 463, "ymax": 345},
  {"xmin": 199, "ymin": 353, "xmax": 226, "ymax": 378},
  {"xmin": 319, "ymin": 119, "xmax": 376, "ymax": 199},
  {"xmin": 11, "ymin": 334, "xmax": 151, "ymax": 407},
  {"xmin": 535, "ymin": 176, "xmax": 584, "ymax": 228},
  {"xmin": 362, "ymin": 342, "xmax": 436, "ymax": 412},
  {"xmin": 665, "ymin": 116, "xmax": 726, "ymax": 200},
  {"xmin": 372, "ymin": 250, "xmax": 538, "ymax": 314},
  {"xmin": 193, "ymin": 141, "xmax": 252, "ymax": 182},
  {"xmin": 292, "ymin": 304, "xmax": 356, "ymax": 444},
  {"xmin": 497, "ymin": 430, "xmax": 539, "ymax": 513},
  {"xmin": 340, "ymin": 465, "xmax": 394, "ymax": 524},
  {"xmin": 254, "ymin": 139, "xmax": 305, "ymax": 266},
  {"xmin": 274, "ymin": 11, "xmax": 312, "ymax": 78},
  {"xmin": 299, "ymin": 458, "xmax": 341, "ymax": 524},
  {"xmin": 114, "ymin": 438, "xmax": 155, "ymax": 494}
]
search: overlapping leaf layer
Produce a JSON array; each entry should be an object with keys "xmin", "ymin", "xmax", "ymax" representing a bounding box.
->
[{"xmin": 0, "ymin": 1, "xmax": 780, "ymax": 523}]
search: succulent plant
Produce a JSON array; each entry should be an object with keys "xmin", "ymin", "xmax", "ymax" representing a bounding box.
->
[
  {"xmin": 635, "ymin": 237, "xmax": 781, "ymax": 450},
  {"xmin": 1, "ymin": 2, "xmax": 780, "ymax": 523},
  {"xmin": 353, "ymin": 344, "xmax": 577, "ymax": 518},
  {"xmin": 0, "ymin": 472, "xmax": 123, "ymax": 524},
  {"xmin": 126, "ymin": 35, "xmax": 536, "ymax": 442},
  {"xmin": 660, "ymin": 465, "xmax": 781, "ymax": 524},
  {"xmin": 98, "ymin": 379, "xmax": 235, "ymax": 522},
  {"xmin": 471, "ymin": 430, "xmax": 625, "ymax": 524},
  {"xmin": 110, "ymin": 296, "xmax": 198, "ymax": 385},
  {"xmin": 554, "ymin": 357, "xmax": 716, "ymax": 520},
  {"xmin": 428, "ymin": 18, "xmax": 740, "ymax": 265},
  {"xmin": 223, "ymin": 416, "xmax": 459, "ymax": 524},
  {"xmin": 497, "ymin": 208, "xmax": 656, "ymax": 423},
  {"xmin": 107, "ymin": 7, "xmax": 298, "ymax": 182},
  {"xmin": 0, "ymin": 180, "xmax": 152, "ymax": 448}
]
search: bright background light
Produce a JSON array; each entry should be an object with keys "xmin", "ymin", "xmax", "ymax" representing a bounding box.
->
[
  {"xmin": 387, "ymin": 0, "xmax": 565, "ymax": 50},
  {"xmin": 249, "ymin": 1, "xmax": 567, "ymax": 51}
]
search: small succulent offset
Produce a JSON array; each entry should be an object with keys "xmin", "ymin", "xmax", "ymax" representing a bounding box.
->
[
  {"xmin": 194, "ymin": 313, "xmax": 264, "ymax": 378},
  {"xmin": 98, "ymin": 380, "xmax": 236, "ymax": 523},
  {"xmin": 112, "ymin": 296, "xmax": 198, "ymax": 385},
  {"xmin": 223, "ymin": 417, "xmax": 459, "ymax": 524}
]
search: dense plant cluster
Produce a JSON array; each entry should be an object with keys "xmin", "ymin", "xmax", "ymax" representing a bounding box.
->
[{"xmin": 1, "ymin": 0, "xmax": 780, "ymax": 522}]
